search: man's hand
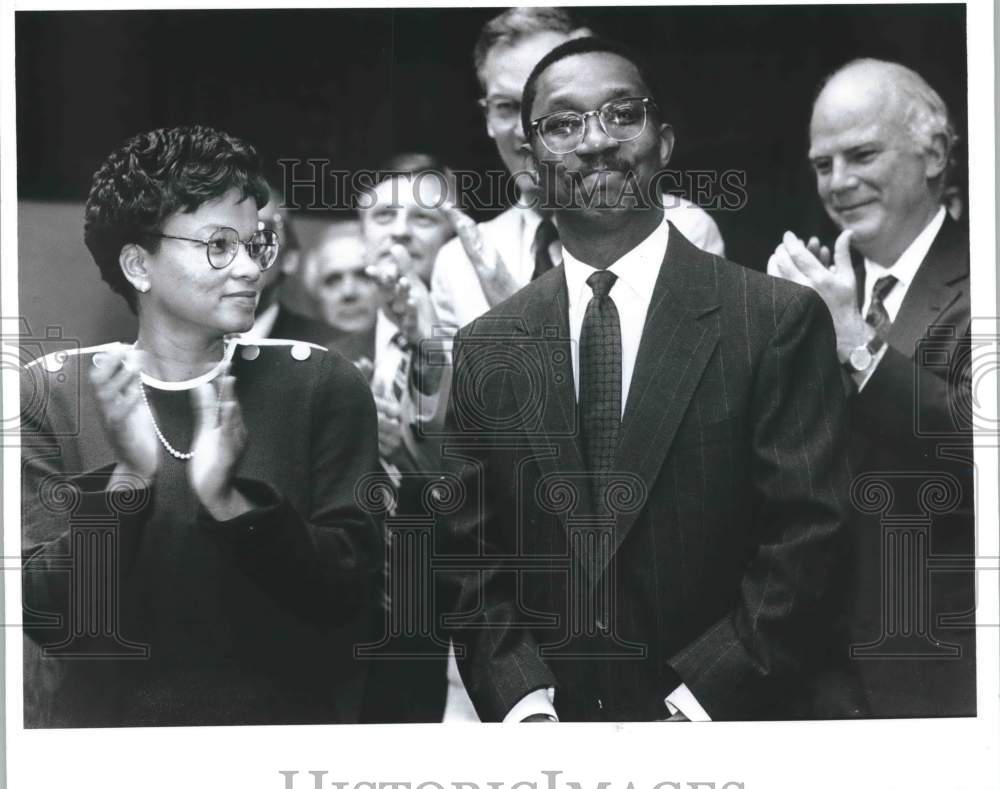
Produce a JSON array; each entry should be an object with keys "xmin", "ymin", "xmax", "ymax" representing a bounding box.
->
[
  {"xmin": 189, "ymin": 366, "xmax": 252, "ymax": 519},
  {"xmin": 767, "ymin": 229, "xmax": 873, "ymax": 361},
  {"xmin": 90, "ymin": 349, "xmax": 159, "ymax": 486},
  {"xmin": 439, "ymin": 201, "xmax": 520, "ymax": 308},
  {"xmin": 366, "ymin": 239, "xmax": 437, "ymax": 346},
  {"xmin": 373, "ymin": 394, "xmax": 404, "ymax": 458}
]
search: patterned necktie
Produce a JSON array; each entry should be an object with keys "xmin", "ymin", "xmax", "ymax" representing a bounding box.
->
[
  {"xmin": 865, "ymin": 274, "xmax": 898, "ymax": 338},
  {"xmin": 389, "ymin": 332, "xmax": 411, "ymax": 402},
  {"xmin": 579, "ymin": 270, "xmax": 622, "ymax": 513},
  {"xmin": 532, "ymin": 218, "xmax": 559, "ymax": 280}
]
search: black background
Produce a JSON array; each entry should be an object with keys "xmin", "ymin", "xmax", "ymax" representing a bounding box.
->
[{"xmin": 16, "ymin": 4, "xmax": 967, "ymax": 270}]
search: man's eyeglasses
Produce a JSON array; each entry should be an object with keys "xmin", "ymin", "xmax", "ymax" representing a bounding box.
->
[
  {"xmin": 145, "ymin": 227, "xmax": 280, "ymax": 270},
  {"xmin": 530, "ymin": 96, "xmax": 658, "ymax": 155},
  {"xmin": 478, "ymin": 96, "xmax": 521, "ymax": 130}
]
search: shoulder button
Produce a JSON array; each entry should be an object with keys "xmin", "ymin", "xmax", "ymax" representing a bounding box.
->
[{"xmin": 45, "ymin": 352, "xmax": 67, "ymax": 373}]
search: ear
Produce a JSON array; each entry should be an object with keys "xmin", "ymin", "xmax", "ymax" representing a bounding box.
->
[
  {"xmin": 485, "ymin": 117, "xmax": 497, "ymax": 141},
  {"xmin": 281, "ymin": 248, "xmax": 300, "ymax": 276},
  {"xmin": 657, "ymin": 123, "xmax": 676, "ymax": 169},
  {"xmin": 923, "ymin": 132, "xmax": 949, "ymax": 180},
  {"xmin": 119, "ymin": 243, "xmax": 151, "ymax": 295}
]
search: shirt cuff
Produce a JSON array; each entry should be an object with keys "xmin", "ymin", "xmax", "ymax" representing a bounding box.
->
[
  {"xmin": 853, "ymin": 341, "xmax": 890, "ymax": 393},
  {"xmin": 503, "ymin": 687, "xmax": 557, "ymax": 723},
  {"xmin": 664, "ymin": 683, "xmax": 712, "ymax": 722}
]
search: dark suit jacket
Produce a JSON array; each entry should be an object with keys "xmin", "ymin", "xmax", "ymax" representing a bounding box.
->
[
  {"xmin": 440, "ymin": 226, "xmax": 857, "ymax": 722},
  {"xmin": 846, "ymin": 216, "xmax": 975, "ymax": 717}
]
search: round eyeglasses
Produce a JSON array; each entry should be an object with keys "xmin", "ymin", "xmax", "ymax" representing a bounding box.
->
[
  {"xmin": 145, "ymin": 226, "xmax": 280, "ymax": 270},
  {"xmin": 530, "ymin": 96, "xmax": 657, "ymax": 155},
  {"xmin": 478, "ymin": 96, "xmax": 521, "ymax": 131}
]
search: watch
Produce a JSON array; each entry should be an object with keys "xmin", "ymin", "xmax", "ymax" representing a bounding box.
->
[{"xmin": 845, "ymin": 336, "xmax": 885, "ymax": 374}]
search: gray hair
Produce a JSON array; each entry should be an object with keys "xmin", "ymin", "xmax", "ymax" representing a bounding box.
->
[
  {"xmin": 825, "ymin": 58, "xmax": 957, "ymax": 163},
  {"xmin": 473, "ymin": 7, "xmax": 588, "ymax": 88}
]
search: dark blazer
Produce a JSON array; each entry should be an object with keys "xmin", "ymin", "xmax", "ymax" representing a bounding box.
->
[
  {"xmin": 269, "ymin": 304, "xmax": 335, "ymax": 346},
  {"xmin": 846, "ymin": 216, "xmax": 975, "ymax": 717},
  {"xmin": 440, "ymin": 226, "xmax": 859, "ymax": 722}
]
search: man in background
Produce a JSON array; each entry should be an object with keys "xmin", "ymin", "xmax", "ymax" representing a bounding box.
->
[
  {"xmin": 243, "ymin": 183, "xmax": 329, "ymax": 342},
  {"xmin": 432, "ymin": 7, "xmax": 726, "ymax": 335},
  {"xmin": 768, "ymin": 58, "xmax": 974, "ymax": 717}
]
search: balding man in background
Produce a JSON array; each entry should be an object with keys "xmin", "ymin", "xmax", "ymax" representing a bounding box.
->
[{"xmin": 768, "ymin": 58, "xmax": 974, "ymax": 717}]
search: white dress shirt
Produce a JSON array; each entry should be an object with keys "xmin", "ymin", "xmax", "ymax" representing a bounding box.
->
[
  {"xmin": 431, "ymin": 197, "xmax": 725, "ymax": 337},
  {"xmin": 503, "ymin": 213, "xmax": 710, "ymax": 723},
  {"xmin": 856, "ymin": 206, "xmax": 947, "ymax": 391},
  {"xmin": 562, "ymin": 216, "xmax": 667, "ymax": 411}
]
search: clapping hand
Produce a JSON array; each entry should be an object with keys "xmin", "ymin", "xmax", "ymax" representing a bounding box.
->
[
  {"xmin": 439, "ymin": 201, "xmax": 520, "ymax": 308},
  {"xmin": 90, "ymin": 348, "xmax": 159, "ymax": 486},
  {"xmin": 767, "ymin": 228, "xmax": 872, "ymax": 360},
  {"xmin": 366, "ymin": 238, "xmax": 436, "ymax": 347},
  {"xmin": 189, "ymin": 364, "xmax": 251, "ymax": 519}
]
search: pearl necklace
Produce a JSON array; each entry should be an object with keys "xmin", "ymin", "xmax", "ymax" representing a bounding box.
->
[{"xmin": 140, "ymin": 382, "xmax": 219, "ymax": 461}]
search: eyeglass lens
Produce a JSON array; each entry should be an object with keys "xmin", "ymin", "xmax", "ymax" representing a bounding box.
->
[
  {"xmin": 483, "ymin": 97, "xmax": 520, "ymax": 127},
  {"xmin": 539, "ymin": 98, "xmax": 648, "ymax": 153},
  {"xmin": 206, "ymin": 228, "xmax": 279, "ymax": 270}
]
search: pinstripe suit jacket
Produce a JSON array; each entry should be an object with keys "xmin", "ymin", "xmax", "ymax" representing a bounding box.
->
[{"xmin": 440, "ymin": 226, "xmax": 854, "ymax": 721}]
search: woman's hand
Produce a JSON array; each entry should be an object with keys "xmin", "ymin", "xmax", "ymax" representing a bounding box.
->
[
  {"xmin": 189, "ymin": 366, "xmax": 251, "ymax": 519},
  {"xmin": 89, "ymin": 349, "xmax": 159, "ymax": 486}
]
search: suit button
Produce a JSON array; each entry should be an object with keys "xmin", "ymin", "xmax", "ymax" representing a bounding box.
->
[{"xmin": 597, "ymin": 698, "xmax": 604, "ymax": 711}]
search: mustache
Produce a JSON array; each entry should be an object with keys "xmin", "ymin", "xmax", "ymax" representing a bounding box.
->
[{"xmin": 572, "ymin": 157, "xmax": 633, "ymax": 179}]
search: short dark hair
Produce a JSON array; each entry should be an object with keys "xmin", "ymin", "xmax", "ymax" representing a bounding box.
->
[
  {"xmin": 83, "ymin": 125, "xmax": 269, "ymax": 313},
  {"xmin": 473, "ymin": 7, "xmax": 585, "ymax": 88},
  {"xmin": 356, "ymin": 151, "xmax": 457, "ymax": 215},
  {"xmin": 520, "ymin": 37, "xmax": 662, "ymax": 139}
]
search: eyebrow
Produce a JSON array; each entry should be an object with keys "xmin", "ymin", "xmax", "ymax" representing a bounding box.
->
[
  {"xmin": 323, "ymin": 266, "xmax": 368, "ymax": 278},
  {"xmin": 541, "ymin": 85, "xmax": 640, "ymax": 113},
  {"xmin": 808, "ymin": 139, "xmax": 881, "ymax": 162},
  {"xmin": 190, "ymin": 223, "xmax": 259, "ymax": 238}
]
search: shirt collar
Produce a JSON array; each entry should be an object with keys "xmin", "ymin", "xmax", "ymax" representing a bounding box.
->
[
  {"xmin": 242, "ymin": 300, "xmax": 280, "ymax": 341},
  {"xmin": 864, "ymin": 206, "xmax": 947, "ymax": 289},
  {"xmin": 562, "ymin": 212, "xmax": 669, "ymax": 307}
]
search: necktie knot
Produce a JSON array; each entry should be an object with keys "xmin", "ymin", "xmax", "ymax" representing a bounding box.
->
[
  {"xmin": 535, "ymin": 217, "xmax": 559, "ymax": 249},
  {"xmin": 871, "ymin": 274, "xmax": 898, "ymax": 303},
  {"xmin": 586, "ymin": 270, "xmax": 618, "ymax": 299},
  {"xmin": 865, "ymin": 274, "xmax": 898, "ymax": 335}
]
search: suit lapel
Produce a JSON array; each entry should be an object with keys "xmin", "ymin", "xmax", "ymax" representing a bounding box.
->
[
  {"xmin": 599, "ymin": 226, "xmax": 721, "ymax": 577},
  {"xmin": 885, "ymin": 218, "xmax": 968, "ymax": 355},
  {"xmin": 507, "ymin": 268, "xmax": 593, "ymax": 523}
]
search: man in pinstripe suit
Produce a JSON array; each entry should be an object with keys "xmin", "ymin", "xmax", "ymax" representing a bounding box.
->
[{"xmin": 439, "ymin": 38, "xmax": 859, "ymax": 722}]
